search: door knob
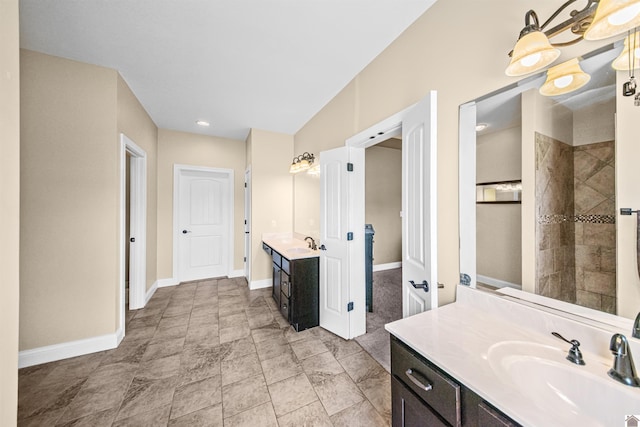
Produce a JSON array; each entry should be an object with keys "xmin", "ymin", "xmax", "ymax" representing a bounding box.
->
[
  {"xmin": 130, "ymin": 237, "xmax": 135, "ymax": 242},
  {"xmin": 319, "ymin": 244, "xmax": 327, "ymax": 251},
  {"xmin": 409, "ymin": 280, "xmax": 430, "ymax": 292},
  {"xmin": 182, "ymin": 229, "xmax": 191, "ymax": 234}
]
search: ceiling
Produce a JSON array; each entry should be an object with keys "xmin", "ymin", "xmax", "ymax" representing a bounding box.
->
[{"xmin": 19, "ymin": 0, "xmax": 437, "ymax": 141}]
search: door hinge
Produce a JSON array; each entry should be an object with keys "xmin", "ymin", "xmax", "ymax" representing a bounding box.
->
[
  {"xmin": 244, "ymin": 182, "xmax": 247, "ymax": 188},
  {"xmin": 347, "ymin": 302, "xmax": 354, "ymax": 312},
  {"xmin": 244, "ymin": 257, "xmax": 247, "ymax": 262},
  {"xmin": 244, "ymin": 219, "xmax": 247, "ymax": 225},
  {"xmin": 347, "ymin": 232, "xmax": 353, "ymax": 241},
  {"xmin": 347, "ymin": 162, "xmax": 354, "ymax": 172}
]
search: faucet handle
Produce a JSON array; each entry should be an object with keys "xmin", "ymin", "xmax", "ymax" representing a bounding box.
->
[
  {"xmin": 633, "ymin": 312, "xmax": 640, "ymax": 339},
  {"xmin": 552, "ymin": 332, "xmax": 586, "ymax": 365},
  {"xmin": 610, "ymin": 333, "xmax": 628, "ymax": 356}
]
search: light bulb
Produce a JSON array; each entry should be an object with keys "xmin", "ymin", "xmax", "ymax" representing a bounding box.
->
[
  {"xmin": 554, "ymin": 75, "xmax": 574, "ymax": 89},
  {"xmin": 608, "ymin": 3, "xmax": 640, "ymax": 25},
  {"xmin": 520, "ymin": 52, "xmax": 542, "ymax": 67}
]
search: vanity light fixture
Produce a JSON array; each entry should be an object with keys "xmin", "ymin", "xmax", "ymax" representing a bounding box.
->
[
  {"xmin": 289, "ymin": 152, "xmax": 315, "ymax": 174},
  {"xmin": 612, "ymin": 30, "xmax": 640, "ymax": 69},
  {"xmin": 506, "ymin": 0, "xmax": 640, "ymax": 95},
  {"xmin": 539, "ymin": 58, "xmax": 592, "ymax": 95}
]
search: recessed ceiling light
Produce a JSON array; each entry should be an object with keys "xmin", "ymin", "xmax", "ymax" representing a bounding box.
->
[
  {"xmin": 475, "ymin": 123, "xmax": 488, "ymax": 132},
  {"xmin": 196, "ymin": 120, "xmax": 210, "ymax": 127}
]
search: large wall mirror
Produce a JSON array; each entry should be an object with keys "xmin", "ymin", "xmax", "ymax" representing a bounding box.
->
[{"xmin": 459, "ymin": 40, "xmax": 640, "ymax": 320}]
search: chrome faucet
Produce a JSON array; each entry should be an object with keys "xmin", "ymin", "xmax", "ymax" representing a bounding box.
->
[
  {"xmin": 633, "ymin": 312, "xmax": 640, "ymax": 339},
  {"xmin": 304, "ymin": 236, "xmax": 317, "ymax": 250},
  {"xmin": 608, "ymin": 333, "xmax": 640, "ymax": 387},
  {"xmin": 552, "ymin": 332, "xmax": 585, "ymax": 365}
]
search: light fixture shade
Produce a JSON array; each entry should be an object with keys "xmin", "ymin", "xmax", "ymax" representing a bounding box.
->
[
  {"xmin": 540, "ymin": 58, "xmax": 591, "ymax": 96},
  {"xmin": 612, "ymin": 31, "xmax": 640, "ymax": 69},
  {"xmin": 584, "ymin": 0, "xmax": 640, "ymax": 40},
  {"xmin": 506, "ymin": 31, "xmax": 560, "ymax": 76}
]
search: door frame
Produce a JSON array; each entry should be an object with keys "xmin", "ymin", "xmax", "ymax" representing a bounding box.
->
[
  {"xmin": 173, "ymin": 164, "xmax": 235, "ymax": 282},
  {"xmin": 342, "ymin": 95, "xmax": 436, "ymax": 335},
  {"xmin": 119, "ymin": 134, "xmax": 147, "ymax": 337},
  {"xmin": 244, "ymin": 167, "xmax": 252, "ymax": 282}
]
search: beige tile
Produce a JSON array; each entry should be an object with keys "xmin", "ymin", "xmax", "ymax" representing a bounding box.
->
[
  {"xmin": 115, "ymin": 376, "xmax": 179, "ymax": 421},
  {"xmin": 221, "ymin": 375, "xmax": 270, "ymax": 418},
  {"xmin": 357, "ymin": 370, "xmax": 391, "ymax": 421},
  {"xmin": 221, "ymin": 352, "xmax": 262, "ymax": 386},
  {"xmin": 254, "ymin": 335, "xmax": 292, "ymax": 361},
  {"xmin": 330, "ymin": 399, "xmax": 389, "ymax": 427},
  {"xmin": 261, "ymin": 351, "xmax": 303, "ymax": 385},
  {"xmin": 223, "ymin": 402, "xmax": 278, "ymax": 427},
  {"xmin": 250, "ymin": 324, "xmax": 285, "ymax": 344},
  {"xmin": 219, "ymin": 337, "xmax": 256, "ymax": 362},
  {"xmin": 268, "ymin": 373, "xmax": 318, "ymax": 417},
  {"xmin": 19, "ymin": 407, "xmax": 66, "ymax": 427},
  {"xmin": 291, "ymin": 337, "xmax": 329, "ymax": 360},
  {"xmin": 56, "ymin": 407, "xmax": 117, "ymax": 427},
  {"xmin": 170, "ymin": 374, "xmax": 222, "ymax": 419},
  {"xmin": 301, "ymin": 351, "xmax": 344, "ymax": 385},
  {"xmin": 136, "ymin": 354, "xmax": 182, "ymax": 381},
  {"xmin": 277, "ymin": 400, "xmax": 333, "ymax": 427},
  {"xmin": 141, "ymin": 337, "xmax": 185, "ymax": 362},
  {"xmin": 219, "ymin": 312, "xmax": 248, "ymax": 329},
  {"xmin": 313, "ymin": 372, "xmax": 364, "ymax": 416},
  {"xmin": 339, "ymin": 350, "xmax": 385, "ymax": 384},
  {"xmin": 152, "ymin": 323, "xmax": 189, "ymax": 342},
  {"xmin": 219, "ymin": 324, "xmax": 251, "ymax": 344},
  {"xmin": 112, "ymin": 404, "xmax": 171, "ymax": 427},
  {"xmin": 168, "ymin": 404, "xmax": 223, "ymax": 427},
  {"xmin": 179, "ymin": 344, "xmax": 221, "ymax": 386}
]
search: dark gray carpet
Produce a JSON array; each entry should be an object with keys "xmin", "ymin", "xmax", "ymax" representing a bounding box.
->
[{"xmin": 355, "ymin": 268, "xmax": 402, "ymax": 372}]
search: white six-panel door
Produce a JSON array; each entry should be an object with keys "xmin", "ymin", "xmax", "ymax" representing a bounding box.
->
[
  {"xmin": 177, "ymin": 167, "xmax": 232, "ymax": 282},
  {"xmin": 402, "ymin": 92, "xmax": 438, "ymax": 317},
  {"xmin": 319, "ymin": 147, "xmax": 352, "ymax": 339}
]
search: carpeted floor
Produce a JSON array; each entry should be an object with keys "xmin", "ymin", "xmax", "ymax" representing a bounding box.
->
[{"xmin": 355, "ymin": 268, "xmax": 402, "ymax": 372}]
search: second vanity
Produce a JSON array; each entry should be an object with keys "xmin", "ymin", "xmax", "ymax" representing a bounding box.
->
[
  {"xmin": 262, "ymin": 232, "xmax": 319, "ymax": 332},
  {"xmin": 385, "ymin": 286, "xmax": 640, "ymax": 427}
]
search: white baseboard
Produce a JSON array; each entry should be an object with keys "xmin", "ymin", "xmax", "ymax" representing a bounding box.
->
[
  {"xmin": 477, "ymin": 274, "xmax": 521, "ymax": 290},
  {"xmin": 157, "ymin": 277, "xmax": 179, "ymax": 288},
  {"xmin": 249, "ymin": 278, "xmax": 271, "ymax": 290},
  {"xmin": 373, "ymin": 262, "xmax": 402, "ymax": 272},
  {"xmin": 145, "ymin": 280, "xmax": 159, "ymax": 305},
  {"xmin": 19, "ymin": 332, "xmax": 120, "ymax": 369},
  {"xmin": 228, "ymin": 269, "xmax": 245, "ymax": 278}
]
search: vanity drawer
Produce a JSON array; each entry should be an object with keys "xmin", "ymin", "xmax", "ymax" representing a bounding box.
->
[
  {"xmin": 262, "ymin": 242, "xmax": 272, "ymax": 255},
  {"xmin": 280, "ymin": 293, "xmax": 290, "ymax": 321},
  {"xmin": 478, "ymin": 402, "xmax": 519, "ymax": 427},
  {"xmin": 281, "ymin": 257, "xmax": 290, "ymax": 274},
  {"xmin": 392, "ymin": 375, "xmax": 448, "ymax": 427},
  {"xmin": 281, "ymin": 272, "xmax": 291, "ymax": 298},
  {"xmin": 272, "ymin": 251, "xmax": 282, "ymax": 268},
  {"xmin": 391, "ymin": 338, "xmax": 461, "ymax": 427}
]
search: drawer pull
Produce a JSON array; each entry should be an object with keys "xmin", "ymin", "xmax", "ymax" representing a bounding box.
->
[{"xmin": 405, "ymin": 368, "xmax": 433, "ymax": 391}]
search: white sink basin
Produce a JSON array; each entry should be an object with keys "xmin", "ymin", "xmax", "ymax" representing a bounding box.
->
[{"xmin": 488, "ymin": 341, "xmax": 640, "ymax": 426}]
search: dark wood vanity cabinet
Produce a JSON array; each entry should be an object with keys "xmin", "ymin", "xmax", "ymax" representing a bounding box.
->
[
  {"xmin": 391, "ymin": 336, "xmax": 520, "ymax": 427},
  {"xmin": 263, "ymin": 243, "xmax": 319, "ymax": 332}
]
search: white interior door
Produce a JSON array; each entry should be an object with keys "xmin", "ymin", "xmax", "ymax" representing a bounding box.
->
[
  {"xmin": 402, "ymin": 91, "xmax": 438, "ymax": 317},
  {"xmin": 319, "ymin": 147, "xmax": 351, "ymax": 339},
  {"xmin": 177, "ymin": 168, "xmax": 231, "ymax": 281}
]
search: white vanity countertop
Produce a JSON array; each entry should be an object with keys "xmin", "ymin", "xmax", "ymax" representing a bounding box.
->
[
  {"xmin": 262, "ymin": 232, "xmax": 319, "ymax": 260},
  {"xmin": 385, "ymin": 286, "xmax": 640, "ymax": 427}
]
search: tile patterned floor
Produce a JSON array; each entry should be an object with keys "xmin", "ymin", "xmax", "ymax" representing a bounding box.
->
[{"xmin": 17, "ymin": 278, "xmax": 391, "ymax": 426}]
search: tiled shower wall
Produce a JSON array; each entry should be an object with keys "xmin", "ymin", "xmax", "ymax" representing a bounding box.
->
[{"xmin": 535, "ymin": 133, "xmax": 616, "ymax": 313}]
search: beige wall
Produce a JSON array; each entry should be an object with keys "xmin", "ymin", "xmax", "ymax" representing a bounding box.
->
[
  {"xmin": 117, "ymin": 76, "xmax": 158, "ymax": 294},
  {"xmin": 20, "ymin": 50, "xmax": 119, "ymax": 349},
  {"xmin": 247, "ymin": 129, "xmax": 294, "ymax": 282},
  {"xmin": 476, "ymin": 126, "xmax": 522, "ymax": 285},
  {"xmin": 365, "ymin": 145, "xmax": 401, "ymax": 265},
  {"xmin": 0, "ymin": 0, "xmax": 20, "ymax": 422},
  {"xmin": 293, "ymin": 0, "xmax": 612, "ymax": 304},
  {"xmin": 157, "ymin": 129, "xmax": 246, "ymax": 279}
]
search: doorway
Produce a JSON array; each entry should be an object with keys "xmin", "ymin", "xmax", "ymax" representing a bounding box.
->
[
  {"xmin": 318, "ymin": 91, "xmax": 439, "ymax": 342},
  {"xmin": 244, "ymin": 167, "xmax": 252, "ymax": 282},
  {"xmin": 120, "ymin": 134, "xmax": 147, "ymax": 340},
  {"xmin": 173, "ymin": 165, "xmax": 234, "ymax": 282}
]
